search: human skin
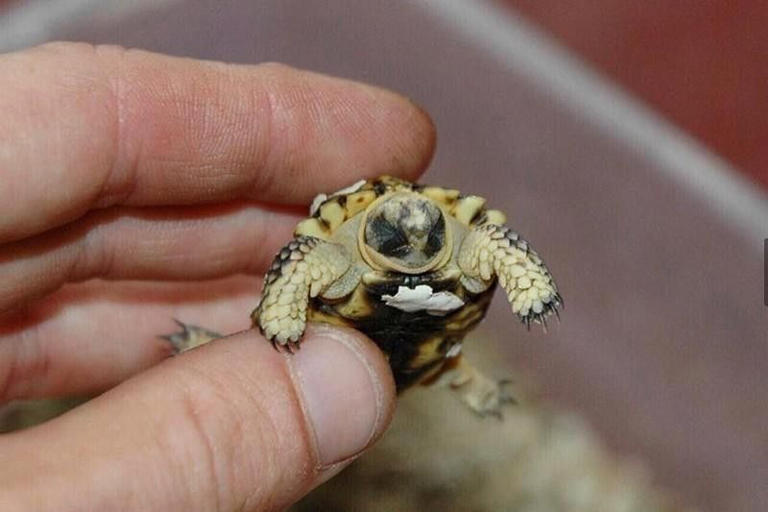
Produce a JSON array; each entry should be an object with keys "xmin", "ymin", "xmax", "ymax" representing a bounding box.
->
[{"xmin": 0, "ymin": 42, "xmax": 436, "ymax": 511}]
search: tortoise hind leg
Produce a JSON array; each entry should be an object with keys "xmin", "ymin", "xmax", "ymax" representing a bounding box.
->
[
  {"xmin": 429, "ymin": 354, "xmax": 518, "ymax": 418},
  {"xmin": 159, "ymin": 319, "xmax": 222, "ymax": 353}
]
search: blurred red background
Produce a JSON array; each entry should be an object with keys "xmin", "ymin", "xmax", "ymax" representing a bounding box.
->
[{"xmin": 501, "ymin": 0, "xmax": 768, "ymax": 190}]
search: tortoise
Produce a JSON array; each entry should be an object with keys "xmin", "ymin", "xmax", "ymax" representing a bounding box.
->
[{"xmin": 164, "ymin": 176, "xmax": 561, "ymax": 415}]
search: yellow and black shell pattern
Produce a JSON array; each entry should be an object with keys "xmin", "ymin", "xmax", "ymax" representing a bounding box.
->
[{"xmin": 252, "ymin": 176, "xmax": 561, "ymax": 391}]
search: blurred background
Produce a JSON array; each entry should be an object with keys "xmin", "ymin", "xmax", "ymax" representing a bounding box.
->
[
  {"xmin": 502, "ymin": 0, "xmax": 768, "ymax": 191},
  {"xmin": 2, "ymin": 0, "xmax": 767, "ymax": 190},
  {"xmin": 0, "ymin": 1, "xmax": 766, "ymax": 511}
]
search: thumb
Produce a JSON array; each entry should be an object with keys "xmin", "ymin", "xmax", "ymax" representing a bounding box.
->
[{"xmin": 0, "ymin": 324, "xmax": 396, "ymax": 511}]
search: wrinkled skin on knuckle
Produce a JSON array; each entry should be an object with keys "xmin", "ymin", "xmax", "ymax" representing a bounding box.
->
[
  {"xmin": 158, "ymin": 372, "xmax": 241, "ymax": 511},
  {"xmin": 161, "ymin": 359, "xmax": 314, "ymax": 511}
]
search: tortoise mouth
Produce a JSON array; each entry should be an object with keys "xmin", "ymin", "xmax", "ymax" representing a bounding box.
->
[{"xmin": 358, "ymin": 192, "xmax": 452, "ymax": 274}]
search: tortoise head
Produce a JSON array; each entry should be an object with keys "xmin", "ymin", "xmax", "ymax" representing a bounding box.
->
[{"xmin": 359, "ymin": 192, "xmax": 452, "ymax": 274}]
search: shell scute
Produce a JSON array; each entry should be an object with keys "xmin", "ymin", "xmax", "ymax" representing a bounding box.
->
[{"xmin": 256, "ymin": 175, "xmax": 560, "ymax": 393}]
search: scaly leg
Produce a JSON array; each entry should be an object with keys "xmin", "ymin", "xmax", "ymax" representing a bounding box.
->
[
  {"xmin": 458, "ymin": 223, "xmax": 561, "ymax": 328},
  {"xmin": 159, "ymin": 319, "xmax": 222, "ymax": 353},
  {"xmin": 160, "ymin": 237, "xmax": 349, "ymax": 354},
  {"xmin": 429, "ymin": 354, "xmax": 518, "ymax": 418},
  {"xmin": 252, "ymin": 236, "xmax": 350, "ymax": 351}
]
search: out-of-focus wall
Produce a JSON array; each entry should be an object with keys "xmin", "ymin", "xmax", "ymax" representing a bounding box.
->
[
  {"xmin": 3, "ymin": 0, "xmax": 766, "ymax": 189},
  {"xmin": 501, "ymin": 0, "xmax": 768, "ymax": 189}
]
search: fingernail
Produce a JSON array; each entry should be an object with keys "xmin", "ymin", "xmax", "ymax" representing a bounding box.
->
[{"xmin": 289, "ymin": 326, "xmax": 390, "ymax": 467}]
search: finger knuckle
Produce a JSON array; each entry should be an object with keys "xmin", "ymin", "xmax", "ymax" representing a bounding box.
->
[{"xmin": 166, "ymin": 364, "xmax": 282, "ymax": 511}]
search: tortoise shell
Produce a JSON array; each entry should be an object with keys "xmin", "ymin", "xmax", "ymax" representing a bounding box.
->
[{"xmin": 253, "ymin": 176, "xmax": 562, "ymax": 396}]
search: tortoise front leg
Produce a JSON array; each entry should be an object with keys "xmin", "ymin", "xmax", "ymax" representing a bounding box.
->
[
  {"xmin": 252, "ymin": 236, "xmax": 350, "ymax": 350},
  {"xmin": 458, "ymin": 224, "xmax": 561, "ymax": 328}
]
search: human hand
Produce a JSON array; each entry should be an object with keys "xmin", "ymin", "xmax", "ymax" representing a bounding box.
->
[{"xmin": 0, "ymin": 43, "xmax": 435, "ymax": 511}]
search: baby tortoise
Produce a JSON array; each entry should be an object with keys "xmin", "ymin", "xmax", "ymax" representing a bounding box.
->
[{"xmin": 164, "ymin": 176, "xmax": 561, "ymax": 416}]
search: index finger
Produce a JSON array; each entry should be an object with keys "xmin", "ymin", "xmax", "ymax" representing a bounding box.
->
[{"xmin": 0, "ymin": 43, "xmax": 435, "ymax": 243}]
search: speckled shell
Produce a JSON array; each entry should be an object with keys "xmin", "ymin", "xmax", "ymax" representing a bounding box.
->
[
  {"xmin": 294, "ymin": 175, "xmax": 508, "ymax": 239},
  {"xmin": 294, "ymin": 176, "xmax": 508, "ymax": 390},
  {"xmin": 254, "ymin": 175, "xmax": 560, "ymax": 391}
]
